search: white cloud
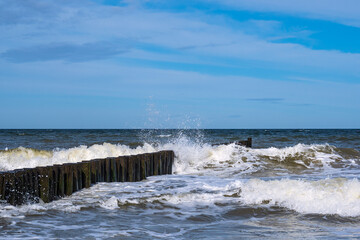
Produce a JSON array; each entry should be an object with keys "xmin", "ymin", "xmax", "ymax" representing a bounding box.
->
[
  {"xmin": 1, "ymin": 0, "xmax": 360, "ymax": 78},
  {"xmin": 207, "ymin": 0, "xmax": 360, "ymax": 27}
]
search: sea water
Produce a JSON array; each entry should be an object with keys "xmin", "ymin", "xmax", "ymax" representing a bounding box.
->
[{"xmin": 0, "ymin": 129, "xmax": 360, "ymax": 239}]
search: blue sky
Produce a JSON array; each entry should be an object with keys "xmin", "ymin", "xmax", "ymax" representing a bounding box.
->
[{"xmin": 0, "ymin": 0, "xmax": 359, "ymax": 129}]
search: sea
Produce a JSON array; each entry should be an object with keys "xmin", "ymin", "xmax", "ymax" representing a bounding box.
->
[{"xmin": 0, "ymin": 129, "xmax": 360, "ymax": 239}]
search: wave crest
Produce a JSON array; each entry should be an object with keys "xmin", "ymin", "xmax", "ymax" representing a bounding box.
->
[
  {"xmin": 238, "ymin": 178, "xmax": 360, "ymax": 217},
  {"xmin": 0, "ymin": 140, "xmax": 358, "ymax": 176}
]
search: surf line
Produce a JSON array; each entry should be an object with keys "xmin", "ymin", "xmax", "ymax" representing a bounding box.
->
[{"xmin": 0, "ymin": 151, "xmax": 174, "ymax": 205}]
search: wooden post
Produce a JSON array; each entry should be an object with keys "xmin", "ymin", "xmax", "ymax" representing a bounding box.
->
[
  {"xmin": 80, "ymin": 161, "xmax": 91, "ymax": 188},
  {"xmin": 119, "ymin": 156, "xmax": 127, "ymax": 182},
  {"xmin": 105, "ymin": 158, "xmax": 109, "ymax": 182},
  {"xmin": 55, "ymin": 164, "xmax": 65, "ymax": 198},
  {"xmin": 153, "ymin": 152, "xmax": 159, "ymax": 176},
  {"xmin": 13, "ymin": 169, "xmax": 24, "ymax": 205},
  {"xmin": 73, "ymin": 164, "xmax": 80, "ymax": 192},
  {"xmin": 114, "ymin": 157, "xmax": 121, "ymax": 182},
  {"xmin": 110, "ymin": 158, "xmax": 117, "ymax": 182},
  {"xmin": 100, "ymin": 159, "xmax": 106, "ymax": 182},
  {"xmin": 134, "ymin": 155, "xmax": 141, "ymax": 181},
  {"xmin": 49, "ymin": 166, "xmax": 58, "ymax": 201},
  {"xmin": 37, "ymin": 167, "xmax": 50, "ymax": 203},
  {"xmin": 0, "ymin": 151, "xmax": 175, "ymax": 205},
  {"xmin": 4, "ymin": 171, "xmax": 16, "ymax": 205},
  {"xmin": 29, "ymin": 168, "xmax": 40, "ymax": 202},
  {"xmin": 140, "ymin": 154, "xmax": 146, "ymax": 180},
  {"xmin": 63, "ymin": 163, "xmax": 73, "ymax": 196},
  {"xmin": 90, "ymin": 160, "xmax": 97, "ymax": 184},
  {"xmin": 127, "ymin": 155, "xmax": 134, "ymax": 182},
  {"xmin": 0, "ymin": 172, "xmax": 4, "ymax": 201}
]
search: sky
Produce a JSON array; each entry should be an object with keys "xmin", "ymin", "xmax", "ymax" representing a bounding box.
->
[{"xmin": 0, "ymin": 0, "xmax": 360, "ymax": 129}]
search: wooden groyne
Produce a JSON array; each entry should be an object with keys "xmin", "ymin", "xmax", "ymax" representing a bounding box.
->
[
  {"xmin": 212, "ymin": 138, "xmax": 252, "ymax": 148},
  {"xmin": 0, "ymin": 151, "xmax": 174, "ymax": 206},
  {"xmin": 237, "ymin": 138, "xmax": 252, "ymax": 148}
]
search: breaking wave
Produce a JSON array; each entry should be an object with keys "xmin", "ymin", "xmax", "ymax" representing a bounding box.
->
[
  {"xmin": 236, "ymin": 178, "xmax": 360, "ymax": 217},
  {"xmin": 0, "ymin": 137, "xmax": 359, "ymax": 177},
  {"xmin": 0, "ymin": 143, "xmax": 157, "ymax": 171}
]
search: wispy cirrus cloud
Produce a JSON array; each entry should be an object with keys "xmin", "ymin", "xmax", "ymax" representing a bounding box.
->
[{"xmin": 1, "ymin": 41, "xmax": 132, "ymax": 62}]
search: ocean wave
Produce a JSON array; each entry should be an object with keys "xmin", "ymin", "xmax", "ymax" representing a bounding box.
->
[
  {"xmin": 1, "ymin": 175, "xmax": 360, "ymax": 219},
  {"xmin": 0, "ymin": 143, "xmax": 157, "ymax": 171},
  {"xmin": 0, "ymin": 139, "xmax": 358, "ymax": 175},
  {"xmin": 236, "ymin": 178, "xmax": 360, "ymax": 217},
  {"xmin": 251, "ymin": 143, "xmax": 347, "ymax": 168},
  {"xmin": 165, "ymin": 139, "xmax": 358, "ymax": 176}
]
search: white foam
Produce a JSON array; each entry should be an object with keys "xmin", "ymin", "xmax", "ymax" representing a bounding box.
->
[
  {"xmin": 0, "ymin": 143, "xmax": 157, "ymax": 171},
  {"xmin": 158, "ymin": 134, "xmax": 172, "ymax": 138},
  {"xmin": 162, "ymin": 140, "xmax": 350, "ymax": 176},
  {"xmin": 238, "ymin": 178, "xmax": 360, "ymax": 217},
  {"xmin": 2, "ymin": 173, "xmax": 359, "ymax": 219},
  {"xmin": 0, "ymin": 139, "xmax": 353, "ymax": 177},
  {"xmin": 100, "ymin": 196, "xmax": 119, "ymax": 210},
  {"xmin": 159, "ymin": 137, "xmax": 257, "ymax": 175},
  {"xmin": 250, "ymin": 143, "xmax": 343, "ymax": 168}
]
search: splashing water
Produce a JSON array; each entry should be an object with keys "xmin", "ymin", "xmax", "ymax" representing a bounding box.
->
[{"xmin": 1, "ymin": 129, "xmax": 360, "ymax": 239}]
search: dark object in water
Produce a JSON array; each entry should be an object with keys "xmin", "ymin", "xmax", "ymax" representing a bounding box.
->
[
  {"xmin": 237, "ymin": 138, "xmax": 252, "ymax": 147},
  {"xmin": 213, "ymin": 138, "xmax": 252, "ymax": 148},
  {"xmin": 0, "ymin": 151, "xmax": 175, "ymax": 206}
]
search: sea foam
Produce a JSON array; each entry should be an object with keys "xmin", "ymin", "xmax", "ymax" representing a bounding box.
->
[
  {"xmin": 0, "ymin": 138, "xmax": 356, "ymax": 176},
  {"xmin": 237, "ymin": 178, "xmax": 360, "ymax": 217}
]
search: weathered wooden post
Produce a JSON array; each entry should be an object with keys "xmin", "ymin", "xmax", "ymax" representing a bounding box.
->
[
  {"xmin": 104, "ymin": 158, "xmax": 111, "ymax": 182},
  {"xmin": 153, "ymin": 152, "xmax": 159, "ymax": 176},
  {"xmin": 73, "ymin": 164, "xmax": 81, "ymax": 192},
  {"xmin": 119, "ymin": 156, "xmax": 128, "ymax": 182},
  {"xmin": 63, "ymin": 163, "xmax": 73, "ymax": 196},
  {"xmin": 110, "ymin": 158, "xmax": 117, "ymax": 182},
  {"xmin": 158, "ymin": 152, "xmax": 163, "ymax": 175},
  {"xmin": 165, "ymin": 150, "xmax": 172, "ymax": 174},
  {"xmin": 49, "ymin": 166, "xmax": 58, "ymax": 201},
  {"xmin": 4, "ymin": 171, "xmax": 16, "ymax": 205},
  {"xmin": 162, "ymin": 151, "xmax": 167, "ymax": 175},
  {"xmin": 56, "ymin": 165, "xmax": 65, "ymax": 198},
  {"xmin": 134, "ymin": 155, "xmax": 141, "ymax": 181},
  {"xmin": 114, "ymin": 157, "xmax": 121, "ymax": 182},
  {"xmin": 149, "ymin": 153, "xmax": 154, "ymax": 176},
  {"xmin": 28, "ymin": 168, "xmax": 40, "ymax": 202},
  {"xmin": 100, "ymin": 158, "xmax": 106, "ymax": 182},
  {"xmin": 90, "ymin": 160, "xmax": 98, "ymax": 184},
  {"xmin": 0, "ymin": 173, "xmax": 4, "ymax": 201},
  {"xmin": 37, "ymin": 167, "xmax": 50, "ymax": 203},
  {"xmin": 22, "ymin": 169, "xmax": 32, "ymax": 202},
  {"xmin": 13, "ymin": 169, "xmax": 24, "ymax": 205},
  {"xmin": 80, "ymin": 161, "xmax": 91, "ymax": 188},
  {"xmin": 143, "ymin": 154, "xmax": 149, "ymax": 177},
  {"xmin": 140, "ymin": 154, "xmax": 146, "ymax": 180},
  {"xmin": 128, "ymin": 155, "xmax": 135, "ymax": 182}
]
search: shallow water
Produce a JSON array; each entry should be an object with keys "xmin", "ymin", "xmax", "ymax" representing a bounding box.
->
[{"xmin": 1, "ymin": 129, "xmax": 360, "ymax": 239}]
